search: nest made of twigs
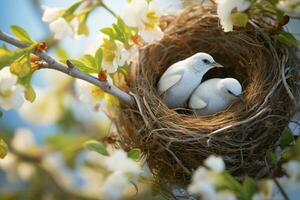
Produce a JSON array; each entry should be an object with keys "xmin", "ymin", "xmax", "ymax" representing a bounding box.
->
[{"xmin": 117, "ymin": 3, "xmax": 300, "ymax": 188}]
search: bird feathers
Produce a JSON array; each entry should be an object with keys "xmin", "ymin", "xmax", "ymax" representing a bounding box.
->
[
  {"xmin": 189, "ymin": 97, "xmax": 207, "ymax": 109},
  {"xmin": 157, "ymin": 64, "xmax": 184, "ymax": 95}
]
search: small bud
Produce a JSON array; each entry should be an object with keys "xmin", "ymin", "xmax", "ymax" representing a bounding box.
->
[
  {"xmin": 30, "ymin": 54, "xmax": 40, "ymax": 63},
  {"xmin": 101, "ymin": 136, "xmax": 117, "ymax": 144},
  {"xmin": 130, "ymin": 35, "xmax": 144, "ymax": 46},
  {"xmin": 98, "ymin": 70, "xmax": 107, "ymax": 82},
  {"xmin": 66, "ymin": 60, "xmax": 75, "ymax": 68},
  {"xmin": 31, "ymin": 62, "xmax": 40, "ymax": 72},
  {"xmin": 36, "ymin": 42, "xmax": 48, "ymax": 52}
]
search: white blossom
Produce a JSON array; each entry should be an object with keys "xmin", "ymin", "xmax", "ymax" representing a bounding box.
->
[
  {"xmin": 17, "ymin": 162, "xmax": 35, "ymax": 181},
  {"xmin": 42, "ymin": 6, "xmax": 65, "ymax": 23},
  {"xmin": 11, "ymin": 128, "xmax": 36, "ymax": 153},
  {"xmin": 188, "ymin": 167, "xmax": 218, "ymax": 199},
  {"xmin": 139, "ymin": 26, "xmax": 164, "ymax": 43},
  {"xmin": 75, "ymin": 72, "xmax": 115, "ymax": 112},
  {"xmin": 102, "ymin": 40, "xmax": 137, "ymax": 74},
  {"xmin": 19, "ymin": 89, "xmax": 63, "ymax": 125},
  {"xmin": 100, "ymin": 171, "xmax": 131, "ymax": 200},
  {"xmin": 188, "ymin": 155, "xmax": 231, "ymax": 200},
  {"xmin": 0, "ymin": 152, "xmax": 17, "ymax": 171},
  {"xmin": 75, "ymin": 76, "xmax": 112, "ymax": 109},
  {"xmin": 104, "ymin": 149, "xmax": 142, "ymax": 176},
  {"xmin": 216, "ymin": 0, "xmax": 250, "ymax": 32},
  {"xmin": 122, "ymin": 0, "xmax": 164, "ymax": 43},
  {"xmin": 0, "ymin": 152, "xmax": 18, "ymax": 181},
  {"xmin": 279, "ymin": 160, "xmax": 300, "ymax": 188},
  {"xmin": 277, "ymin": 0, "xmax": 300, "ymax": 17},
  {"xmin": 0, "ymin": 67, "xmax": 25, "ymax": 110},
  {"xmin": 42, "ymin": 6, "xmax": 73, "ymax": 39},
  {"xmin": 49, "ymin": 17, "xmax": 74, "ymax": 39},
  {"xmin": 204, "ymin": 155, "xmax": 225, "ymax": 173}
]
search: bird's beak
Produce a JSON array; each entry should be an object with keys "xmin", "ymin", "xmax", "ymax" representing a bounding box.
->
[
  {"xmin": 237, "ymin": 94, "xmax": 245, "ymax": 103},
  {"xmin": 211, "ymin": 62, "xmax": 224, "ymax": 68}
]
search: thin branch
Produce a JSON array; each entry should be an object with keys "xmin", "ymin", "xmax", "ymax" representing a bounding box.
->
[
  {"xmin": 98, "ymin": 1, "xmax": 117, "ymax": 17},
  {"xmin": 0, "ymin": 30, "xmax": 135, "ymax": 106},
  {"xmin": 273, "ymin": 178, "xmax": 290, "ymax": 200}
]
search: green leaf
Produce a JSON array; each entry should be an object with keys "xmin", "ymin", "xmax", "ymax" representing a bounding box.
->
[
  {"xmin": 101, "ymin": 27, "xmax": 115, "ymax": 38},
  {"xmin": 69, "ymin": 59, "xmax": 98, "ymax": 73},
  {"xmin": 0, "ymin": 48, "xmax": 28, "ymax": 70},
  {"xmin": 222, "ymin": 171, "xmax": 243, "ymax": 192},
  {"xmin": 63, "ymin": 0, "xmax": 84, "ymax": 20},
  {"xmin": 0, "ymin": 111, "xmax": 3, "ymax": 118},
  {"xmin": 95, "ymin": 48, "xmax": 103, "ymax": 71},
  {"xmin": 266, "ymin": 149, "xmax": 277, "ymax": 165},
  {"xmin": 280, "ymin": 128, "xmax": 294, "ymax": 148},
  {"xmin": 82, "ymin": 54, "xmax": 96, "ymax": 67},
  {"xmin": 77, "ymin": 14, "xmax": 89, "ymax": 36},
  {"xmin": 10, "ymin": 54, "xmax": 32, "ymax": 78},
  {"xmin": 10, "ymin": 25, "xmax": 35, "ymax": 44},
  {"xmin": 231, "ymin": 12, "xmax": 249, "ymax": 27},
  {"xmin": 241, "ymin": 177, "xmax": 257, "ymax": 200},
  {"xmin": 117, "ymin": 17, "xmax": 126, "ymax": 32},
  {"xmin": 24, "ymin": 85, "xmax": 36, "ymax": 102},
  {"xmin": 0, "ymin": 138, "xmax": 8, "ymax": 159},
  {"xmin": 127, "ymin": 148, "xmax": 141, "ymax": 160},
  {"xmin": 273, "ymin": 32, "xmax": 299, "ymax": 47},
  {"xmin": 283, "ymin": 138, "xmax": 300, "ymax": 161},
  {"xmin": 84, "ymin": 140, "xmax": 109, "ymax": 156}
]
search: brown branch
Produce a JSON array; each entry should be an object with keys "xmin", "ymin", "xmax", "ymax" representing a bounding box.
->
[
  {"xmin": 273, "ymin": 178, "xmax": 290, "ymax": 200},
  {"xmin": 0, "ymin": 30, "xmax": 135, "ymax": 106}
]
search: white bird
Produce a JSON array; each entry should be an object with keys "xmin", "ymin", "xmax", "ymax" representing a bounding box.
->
[
  {"xmin": 157, "ymin": 53, "xmax": 224, "ymax": 108},
  {"xmin": 188, "ymin": 78, "xmax": 243, "ymax": 116}
]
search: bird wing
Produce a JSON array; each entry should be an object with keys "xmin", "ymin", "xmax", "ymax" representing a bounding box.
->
[
  {"xmin": 189, "ymin": 97, "xmax": 207, "ymax": 109},
  {"xmin": 157, "ymin": 66, "xmax": 184, "ymax": 95}
]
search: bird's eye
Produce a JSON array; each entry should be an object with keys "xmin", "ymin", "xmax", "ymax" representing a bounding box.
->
[
  {"xmin": 227, "ymin": 90, "xmax": 234, "ymax": 95},
  {"xmin": 203, "ymin": 59, "xmax": 210, "ymax": 64}
]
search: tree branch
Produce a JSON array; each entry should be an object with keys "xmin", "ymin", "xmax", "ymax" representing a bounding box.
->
[{"xmin": 0, "ymin": 30, "xmax": 135, "ymax": 106}]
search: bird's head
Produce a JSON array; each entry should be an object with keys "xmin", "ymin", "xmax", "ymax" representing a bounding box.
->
[
  {"xmin": 221, "ymin": 78, "xmax": 244, "ymax": 101},
  {"xmin": 190, "ymin": 53, "xmax": 224, "ymax": 71}
]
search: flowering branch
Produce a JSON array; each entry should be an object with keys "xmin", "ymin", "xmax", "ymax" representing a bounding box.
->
[{"xmin": 0, "ymin": 30, "xmax": 135, "ymax": 105}]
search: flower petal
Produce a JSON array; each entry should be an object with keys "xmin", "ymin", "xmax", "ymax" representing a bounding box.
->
[{"xmin": 49, "ymin": 18, "xmax": 73, "ymax": 39}]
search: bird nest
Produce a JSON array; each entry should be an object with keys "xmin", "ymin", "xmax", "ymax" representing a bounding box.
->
[{"xmin": 117, "ymin": 3, "xmax": 300, "ymax": 188}]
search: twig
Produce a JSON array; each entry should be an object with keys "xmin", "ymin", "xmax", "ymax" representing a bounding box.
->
[
  {"xmin": 280, "ymin": 50, "xmax": 296, "ymax": 104},
  {"xmin": 0, "ymin": 30, "xmax": 135, "ymax": 106},
  {"xmin": 273, "ymin": 178, "xmax": 290, "ymax": 200},
  {"xmin": 207, "ymin": 108, "xmax": 270, "ymax": 137},
  {"xmin": 98, "ymin": 1, "xmax": 117, "ymax": 17}
]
